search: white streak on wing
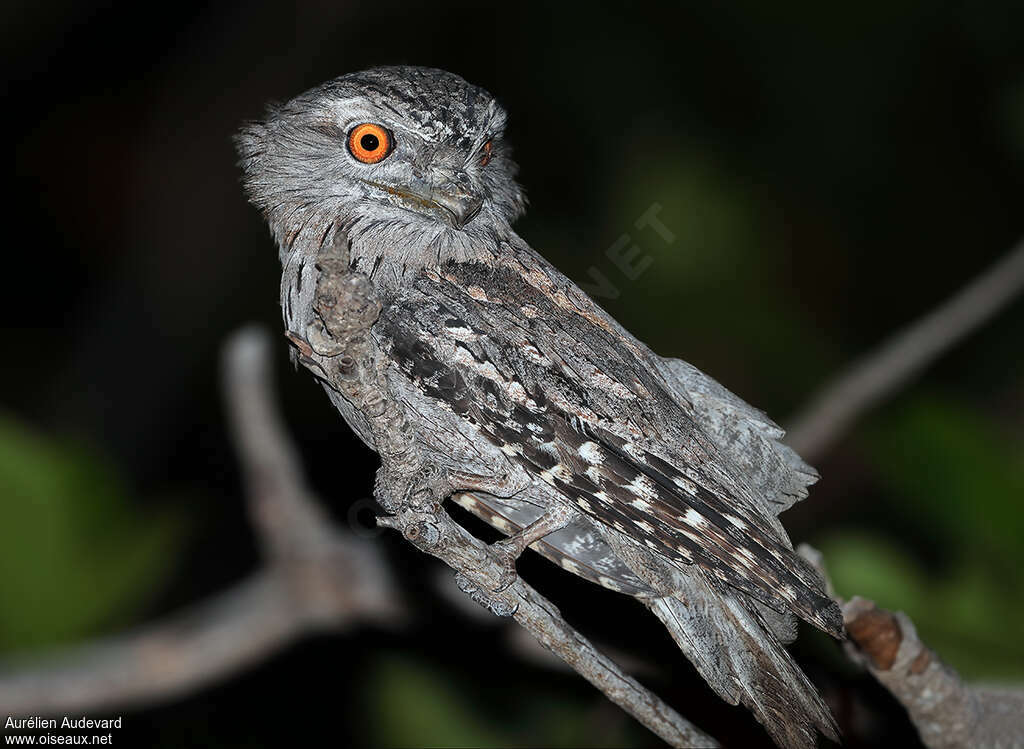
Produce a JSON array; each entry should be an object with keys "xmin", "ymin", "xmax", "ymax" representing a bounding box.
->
[
  {"xmin": 624, "ymin": 474, "xmax": 658, "ymax": 501},
  {"xmin": 540, "ymin": 464, "xmax": 571, "ymax": 484},
  {"xmin": 674, "ymin": 543, "xmax": 694, "ymax": 560},
  {"xmin": 546, "ymin": 389, "xmax": 600, "ymax": 422},
  {"xmin": 672, "ymin": 475, "xmax": 699, "ymax": 495},
  {"xmin": 735, "ymin": 547, "xmax": 759, "ymax": 567},
  {"xmin": 452, "ymin": 494, "xmax": 478, "ymax": 511},
  {"xmin": 561, "ymin": 558, "xmax": 581, "ymax": 573},
  {"xmin": 504, "ymin": 381, "xmax": 542, "ymax": 412},
  {"xmin": 578, "ymin": 441, "xmax": 603, "ymax": 464},
  {"xmin": 445, "ymin": 325, "xmax": 480, "ymax": 342},
  {"xmin": 678, "ymin": 526, "xmax": 703, "ymax": 543},
  {"xmin": 450, "ymin": 346, "xmax": 476, "ymax": 368},
  {"xmin": 726, "ymin": 513, "xmax": 748, "ymax": 530},
  {"xmin": 684, "ymin": 508, "xmax": 708, "ymax": 527},
  {"xmin": 489, "ymin": 514, "xmax": 513, "ymax": 533},
  {"xmin": 560, "ymin": 535, "xmax": 589, "ymax": 556},
  {"xmin": 622, "ymin": 441, "xmax": 644, "ymax": 461},
  {"xmin": 477, "ymin": 360, "xmax": 501, "ymax": 380},
  {"xmin": 450, "ymin": 344, "xmax": 506, "ymax": 384},
  {"xmin": 634, "ymin": 518, "xmax": 656, "ymax": 534}
]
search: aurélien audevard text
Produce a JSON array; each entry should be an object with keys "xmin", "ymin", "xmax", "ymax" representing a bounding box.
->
[{"xmin": 6, "ymin": 717, "xmax": 123, "ymax": 730}]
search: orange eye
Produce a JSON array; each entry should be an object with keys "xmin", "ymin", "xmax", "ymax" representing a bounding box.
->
[
  {"xmin": 479, "ymin": 139, "xmax": 493, "ymax": 167},
  {"xmin": 348, "ymin": 123, "xmax": 393, "ymax": 164}
]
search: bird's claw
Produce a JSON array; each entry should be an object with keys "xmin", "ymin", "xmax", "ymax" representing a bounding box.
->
[
  {"xmin": 455, "ymin": 572, "xmax": 517, "ymax": 617},
  {"xmin": 489, "ymin": 537, "xmax": 522, "ymax": 592}
]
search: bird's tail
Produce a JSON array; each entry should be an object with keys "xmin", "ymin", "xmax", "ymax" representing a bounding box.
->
[{"xmin": 647, "ymin": 579, "xmax": 839, "ymax": 749}]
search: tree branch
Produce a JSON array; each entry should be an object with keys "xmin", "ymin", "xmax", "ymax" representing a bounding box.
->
[
  {"xmin": 786, "ymin": 238, "xmax": 1024, "ymax": 459},
  {"xmin": 0, "ymin": 572, "xmax": 304, "ymax": 714},
  {"xmin": 800, "ymin": 545, "xmax": 1024, "ymax": 749},
  {"xmin": 0, "ymin": 328, "xmax": 403, "ymax": 715}
]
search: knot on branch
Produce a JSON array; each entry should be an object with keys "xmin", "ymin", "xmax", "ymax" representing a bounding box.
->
[
  {"xmin": 402, "ymin": 518, "xmax": 440, "ymax": 546},
  {"xmin": 377, "ymin": 510, "xmax": 441, "ymax": 547},
  {"xmin": 844, "ymin": 599, "xmax": 902, "ymax": 670}
]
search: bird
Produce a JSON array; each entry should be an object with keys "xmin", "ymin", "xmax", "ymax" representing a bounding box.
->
[{"xmin": 236, "ymin": 65, "xmax": 843, "ymax": 748}]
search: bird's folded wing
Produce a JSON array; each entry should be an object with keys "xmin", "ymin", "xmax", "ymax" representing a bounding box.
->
[
  {"xmin": 656, "ymin": 357, "xmax": 819, "ymax": 514},
  {"xmin": 451, "ymin": 491, "xmax": 655, "ymax": 595},
  {"xmin": 377, "ymin": 257, "xmax": 841, "ymax": 637},
  {"xmin": 648, "ymin": 584, "xmax": 838, "ymax": 749}
]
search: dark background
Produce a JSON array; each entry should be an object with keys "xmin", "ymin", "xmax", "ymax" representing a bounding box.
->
[{"xmin": 3, "ymin": 1, "xmax": 1023, "ymax": 746}]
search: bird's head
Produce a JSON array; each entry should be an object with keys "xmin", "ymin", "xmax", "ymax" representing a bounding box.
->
[{"xmin": 236, "ymin": 66, "xmax": 526, "ymax": 254}]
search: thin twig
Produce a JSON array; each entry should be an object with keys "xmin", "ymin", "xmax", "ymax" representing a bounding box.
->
[
  {"xmin": 786, "ymin": 238, "xmax": 1024, "ymax": 458},
  {"xmin": 393, "ymin": 507, "xmax": 716, "ymax": 747},
  {"xmin": 0, "ymin": 328, "xmax": 402, "ymax": 716}
]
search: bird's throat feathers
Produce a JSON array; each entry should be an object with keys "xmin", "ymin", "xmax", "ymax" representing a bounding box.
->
[
  {"xmin": 274, "ymin": 200, "xmax": 513, "ymax": 331},
  {"xmin": 343, "ymin": 212, "xmax": 506, "ymax": 286}
]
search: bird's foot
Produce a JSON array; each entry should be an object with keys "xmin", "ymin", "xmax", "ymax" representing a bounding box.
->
[
  {"xmin": 306, "ymin": 228, "xmax": 382, "ymax": 359},
  {"xmin": 454, "ymin": 573, "xmax": 517, "ymax": 617},
  {"xmin": 486, "ymin": 503, "xmax": 578, "ymax": 593},
  {"xmin": 489, "ymin": 536, "xmax": 524, "ymax": 592}
]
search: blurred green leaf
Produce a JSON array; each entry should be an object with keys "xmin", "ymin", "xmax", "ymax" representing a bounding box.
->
[
  {"xmin": 820, "ymin": 534, "xmax": 1024, "ymax": 679},
  {"xmin": 818, "ymin": 393, "xmax": 1024, "ymax": 679},
  {"xmin": 364, "ymin": 655, "xmax": 520, "ymax": 747},
  {"xmin": 363, "ymin": 653, "xmax": 640, "ymax": 748},
  {"xmin": 866, "ymin": 393, "xmax": 1024, "ymax": 567},
  {"xmin": 0, "ymin": 414, "xmax": 186, "ymax": 651}
]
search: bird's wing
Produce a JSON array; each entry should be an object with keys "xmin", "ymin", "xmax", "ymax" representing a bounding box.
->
[
  {"xmin": 656, "ymin": 357, "xmax": 819, "ymax": 514},
  {"xmin": 451, "ymin": 491, "xmax": 655, "ymax": 596},
  {"xmin": 376, "ymin": 253, "xmax": 841, "ymax": 637},
  {"xmin": 648, "ymin": 584, "xmax": 838, "ymax": 749}
]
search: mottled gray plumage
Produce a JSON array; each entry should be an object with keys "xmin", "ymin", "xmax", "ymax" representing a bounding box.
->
[{"xmin": 237, "ymin": 66, "xmax": 842, "ymax": 748}]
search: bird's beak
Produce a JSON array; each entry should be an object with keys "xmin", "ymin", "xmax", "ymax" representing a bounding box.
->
[
  {"xmin": 364, "ymin": 171, "xmax": 483, "ymax": 229},
  {"xmin": 409, "ymin": 168, "xmax": 483, "ymax": 229},
  {"xmin": 428, "ymin": 189, "xmax": 483, "ymax": 229}
]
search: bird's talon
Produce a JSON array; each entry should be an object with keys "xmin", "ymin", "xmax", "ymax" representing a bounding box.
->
[{"xmin": 489, "ymin": 538, "xmax": 521, "ymax": 591}]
